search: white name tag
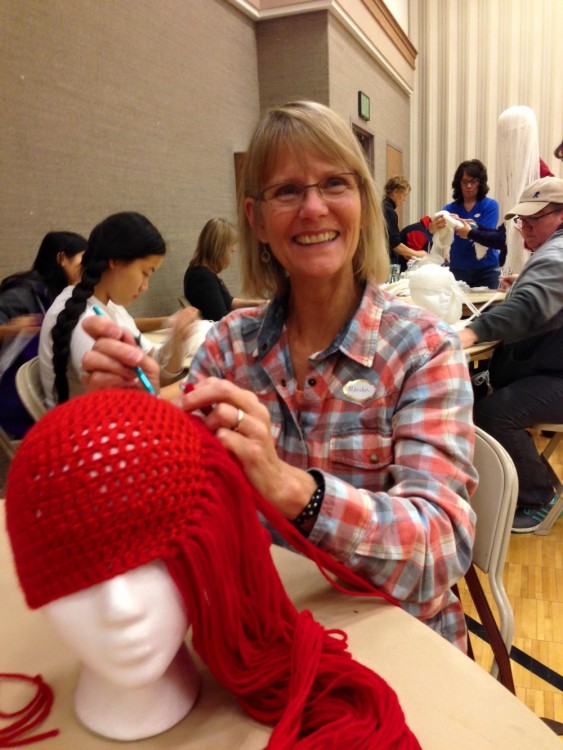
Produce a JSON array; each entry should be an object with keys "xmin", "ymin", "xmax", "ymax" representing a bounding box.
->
[{"xmin": 342, "ymin": 379, "xmax": 376, "ymax": 403}]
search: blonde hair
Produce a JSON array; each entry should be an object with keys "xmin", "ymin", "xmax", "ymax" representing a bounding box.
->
[
  {"xmin": 239, "ymin": 101, "xmax": 389, "ymax": 298},
  {"xmin": 189, "ymin": 218, "xmax": 237, "ymax": 274},
  {"xmin": 384, "ymin": 175, "xmax": 411, "ymax": 197}
]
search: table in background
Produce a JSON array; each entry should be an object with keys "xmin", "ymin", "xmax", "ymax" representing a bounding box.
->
[
  {"xmin": 144, "ymin": 328, "xmax": 193, "ymax": 371},
  {"xmin": 460, "ymin": 288, "xmax": 505, "ymax": 312},
  {"xmin": 1, "ymin": 505, "xmax": 560, "ymax": 750},
  {"xmin": 466, "ymin": 339, "xmax": 499, "ymax": 367}
]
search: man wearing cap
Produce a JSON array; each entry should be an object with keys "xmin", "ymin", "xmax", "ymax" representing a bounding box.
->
[{"xmin": 458, "ymin": 176, "xmax": 563, "ymax": 532}]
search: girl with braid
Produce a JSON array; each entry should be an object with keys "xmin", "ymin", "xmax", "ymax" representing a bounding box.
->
[{"xmin": 39, "ymin": 211, "xmax": 199, "ymax": 407}]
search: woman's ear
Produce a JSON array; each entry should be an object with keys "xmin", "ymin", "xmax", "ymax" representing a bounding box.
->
[{"xmin": 245, "ymin": 198, "xmax": 269, "ymax": 244}]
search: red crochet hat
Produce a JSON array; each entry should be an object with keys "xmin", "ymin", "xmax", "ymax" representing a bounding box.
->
[{"xmin": 6, "ymin": 389, "xmax": 420, "ymax": 749}]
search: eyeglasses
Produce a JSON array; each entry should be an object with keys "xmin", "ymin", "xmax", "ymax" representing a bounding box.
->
[
  {"xmin": 513, "ymin": 208, "xmax": 563, "ymax": 228},
  {"xmin": 258, "ymin": 173, "xmax": 361, "ymax": 207},
  {"xmin": 461, "ymin": 178, "xmax": 479, "ymax": 187}
]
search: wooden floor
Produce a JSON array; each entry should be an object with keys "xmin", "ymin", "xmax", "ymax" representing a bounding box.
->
[{"xmin": 458, "ymin": 430, "xmax": 563, "ymax": 725}]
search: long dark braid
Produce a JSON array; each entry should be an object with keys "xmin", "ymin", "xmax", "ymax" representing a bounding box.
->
[{"xmin": 50, "ymin": 212, "xmax": 166, "ymax": 404}]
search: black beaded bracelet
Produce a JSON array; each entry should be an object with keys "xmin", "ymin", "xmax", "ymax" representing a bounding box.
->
[{"xmin": 292, "ymin": 470, "xmax": 325, "ymax": 528}]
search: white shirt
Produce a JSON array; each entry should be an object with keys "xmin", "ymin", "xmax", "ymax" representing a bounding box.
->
[{"xmin": 39, "ymin": 286, "xmax": 153, "ymax": 407}]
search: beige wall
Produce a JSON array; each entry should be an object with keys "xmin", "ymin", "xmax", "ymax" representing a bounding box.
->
[
  {"xmin": 0, "ymin": 0, "xmax": 259, "ymax": 315},
  {"xmin": 256, "ymin": 12, "xmax": 330, "ymax": 110},
  {"xmin": 327, "ymin": 14, "xmax": 410, "ymax": 193},
  {"xmin": 256, "ymin": 9, "xmax": 411, "ymax": 193},
  {"xmin": 1, "ymin": 0, "xmax": 411, "ymax": 316}
]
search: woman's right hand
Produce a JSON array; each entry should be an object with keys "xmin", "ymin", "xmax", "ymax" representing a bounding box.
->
[
  {"xmin": 455, "ymin": 219, "xmax": 473, "ymax": 239},
  {"xmin": 81, "ymin": 316, "xmax": 160, "ymax": 393},
  {"xmin": 499, "ymin": 274, "xmax": 518, "ymax": 291},
  {"xmin": 180, "ymin": 377, "xmax": 316, "ymax": 520}
]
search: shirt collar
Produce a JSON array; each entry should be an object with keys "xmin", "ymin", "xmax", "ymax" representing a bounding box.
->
[{"xmin": 256, "ymin": 282, "xmax": 384, "ymax": 366}]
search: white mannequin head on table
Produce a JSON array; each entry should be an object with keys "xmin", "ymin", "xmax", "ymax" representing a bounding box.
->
[{"xmin": 42, "ymin": 560, "xmax": 198, "ymax": 740}]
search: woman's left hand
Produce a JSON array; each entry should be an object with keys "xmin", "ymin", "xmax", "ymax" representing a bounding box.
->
[
  {"xmin": 457, "ymin": 327, "xmax": 479, "ymax": 349},
  {"xmin": 180, "ymin": 377, "xmax": 315, "ymax": 519},
  {"xmin": 161, "ymin": 306, "xmax": 201, "ymax": 376},
  {"xmin": 167, "ymin": 306, "xmax": 200, "ymax": 346}
]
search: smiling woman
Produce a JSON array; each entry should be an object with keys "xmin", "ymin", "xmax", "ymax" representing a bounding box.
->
[
  {"xmin": 38, "ymin": 211, "xmax": 199, "ymax": 407},
  {"xmin": 80, "ymin": 102, "xmax": 478, "ymax": 653}
]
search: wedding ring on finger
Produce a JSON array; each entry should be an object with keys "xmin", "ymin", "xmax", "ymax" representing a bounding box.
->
[{"xmin": 233, "ymin": 408, "xmax": 245, "ymax": 432}]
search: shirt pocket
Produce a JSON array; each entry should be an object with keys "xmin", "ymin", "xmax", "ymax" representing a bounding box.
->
[{"xmin": 329, "ymin": 431, "xmax": 393, "ymax": 488}]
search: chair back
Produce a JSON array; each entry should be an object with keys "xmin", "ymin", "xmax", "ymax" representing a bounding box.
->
[
  {"xmin": 15, "ymin": 356, "xmax": 48, "ymax": 422},
  {"xmin": 471, "ymin": 427, "xmax": 518, "ymax": 577},
  {"xmin": 463, "ymin": 427, "xmax": 518, "ymax": 690}
]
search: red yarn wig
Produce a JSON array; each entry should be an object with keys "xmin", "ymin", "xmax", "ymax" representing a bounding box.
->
[{"xmin": 6, "ymin": 389, "xmax": 420, "ymax": 749}]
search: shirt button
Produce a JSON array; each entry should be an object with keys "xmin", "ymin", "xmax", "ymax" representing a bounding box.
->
[
  {"xmin": 308, "ymin": 378, "xmax": 316, "ymax": 386},
  {"xmin": 281, "ymin": 379, "xmax": 286, "ymax": 387},
  {"xmin": 369, "ymin": 454, "xmax": 378, "ymax": 463}
]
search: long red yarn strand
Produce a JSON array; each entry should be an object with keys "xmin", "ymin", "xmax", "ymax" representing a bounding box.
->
[
  {"xmin": 166, "ymin": 432, "xmax": 422, "ymax": 749},
  {"xmin": 0, "ymin": 673, "xmax": 59, "ymax": 748}
]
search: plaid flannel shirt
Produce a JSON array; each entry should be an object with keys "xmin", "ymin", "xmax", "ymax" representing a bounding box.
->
[{"xmin": 187, "ymin": 282, "xmax": 477, "ymax": 650}]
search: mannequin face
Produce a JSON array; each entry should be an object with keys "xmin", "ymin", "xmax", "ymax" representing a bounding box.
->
[{"xmin": 42, "ymin": 560, "xmax": 189, "ymax": 688}]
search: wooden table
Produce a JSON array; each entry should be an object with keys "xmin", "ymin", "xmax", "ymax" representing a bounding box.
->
[
  {"xmin": 466, "ymin": 339, "xmax": 499, "ymax": 366},
  {"xmin": 1, "ymin": 505, "xmax": 560, "ymax": 750},
  {"xmin": 144, "ymin": 328, "xmax": 193, "ymax": 371}
]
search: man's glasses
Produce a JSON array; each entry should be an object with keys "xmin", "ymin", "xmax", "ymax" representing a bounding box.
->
[
  {"xmin": 461, "ymin": 178, "xmax": 479, "ymax": 187},
  {"xmin": 258, "ymin": 173, "xmax": 361, "ymax": 208},
  {"xmin": 513, "ymin": 208, "xmax": 563, "ymax": 229}
]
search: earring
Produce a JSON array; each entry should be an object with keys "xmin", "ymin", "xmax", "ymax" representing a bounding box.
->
[{"xmin": 261, "ymin": 247, "xmax": 271, "ymax": 263}]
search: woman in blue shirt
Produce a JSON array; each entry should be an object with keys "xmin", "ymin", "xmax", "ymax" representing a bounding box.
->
[{"xmin": 433, "ymin": 159, "xmax": 500, "ymax": 289}]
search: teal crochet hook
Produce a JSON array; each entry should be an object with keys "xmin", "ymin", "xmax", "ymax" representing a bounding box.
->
[{"xmin": 92, "ymin": 305, "xmax": 157, "ymax": 396}]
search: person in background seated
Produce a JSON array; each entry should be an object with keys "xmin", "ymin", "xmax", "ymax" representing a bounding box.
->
[
  {"xmin": 81, "ymin": 101, "xmax": 477, "ymax": 652},
  {"xmin": 431, "ymin": 159, "xmax": 500, "ymax": 288},
  {"xmin": 183, "ymin": 218, "xmax": 265, "ymax": 321},
  {"xmin": 0, "ymin": 231, "xmax": 85, "ymax": 437},
  {"xmin": 382, "ymin": 176, "xmax": 427, "ymax": 272},
  {"xmin": 458, "ymin": 177, "xmax": 563, "ymax": 533},
  {"xmin": 40, "ymin": 211, "xmax": 199, "ymax": 407},
  {"xmin": 399, "ymin": 216, "xmax": 432, "ymax": 257}
]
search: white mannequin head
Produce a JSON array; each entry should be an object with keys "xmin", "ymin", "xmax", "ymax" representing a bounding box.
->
[
  {"xmin": 409, "ymin": 264, "xmax": 462, "ymax": 324},
  {"xmin": 42, "ymin": 559, "xmax": 199, "ymax": 740}
]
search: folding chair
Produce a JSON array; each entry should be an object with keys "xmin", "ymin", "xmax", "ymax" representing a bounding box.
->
[
  {"xmin": 533, "ymin": 424, "xmax": 563, "ymax": 535},
  {"xmin": 15, "ymin": 356, "xmax": 48, "ymax": 422},
  {"xmin": 456, "ymin": 426, "xmax": 518, "ymax": 693},
  {"xmin": 0, "ymin": 426, "xmax": 18, "ymax": 462}
]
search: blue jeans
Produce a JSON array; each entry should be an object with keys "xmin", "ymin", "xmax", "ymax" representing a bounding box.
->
[
  {"xmin": 474, "ymin": 375, "xmax": 563, "ymax": 508},
  {"xmin": 451, "ymin": 266, "xmax": 500, "ymax": 289}
]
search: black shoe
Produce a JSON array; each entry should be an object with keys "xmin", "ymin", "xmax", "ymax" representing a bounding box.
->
[{"xmin": 511, "ymin": 494, "xmax": 560, "ymax": 534}]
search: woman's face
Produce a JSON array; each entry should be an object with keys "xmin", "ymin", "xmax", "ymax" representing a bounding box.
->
[
  {"xmin": 221, "ymin": 244, "xmax": 236, "ymax": 270},
  {"xmin": 60, "ymin": 250, "xmax": 85, "ymax": 285},
  {"xmin": 460, "ymin": 171, "xmax": 479, "ymax": 203},
  {"xmin": 100, "ymin": 254, "xmax": 163, "ymax": 306},
  {"xmin": 390, "ymin": 188, "xmax": 409, "ymax": 207},
  {"xmin": 42, "ymin": 560, "xmax": 189, "ymax": 688},
  {"xmin": 246, "ymin": 146, "xmax": 362, "ymax": 287}
]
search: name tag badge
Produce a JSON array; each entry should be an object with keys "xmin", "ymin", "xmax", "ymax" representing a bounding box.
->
[{"xmin": 342, "ymin": 379, "xmax": 376, "ymax": 403}]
